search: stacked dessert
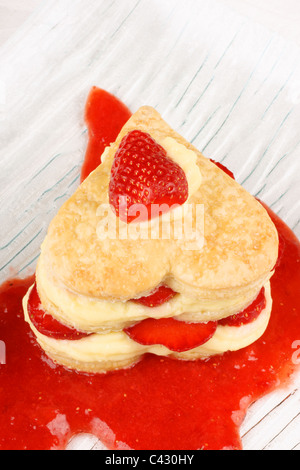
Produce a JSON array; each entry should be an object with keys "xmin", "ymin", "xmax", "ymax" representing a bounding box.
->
[{"xmin": 23, "ymin": 106, "xmax": 278, "ymax": 373}]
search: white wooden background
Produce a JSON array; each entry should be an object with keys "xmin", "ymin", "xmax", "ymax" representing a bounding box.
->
[
  {"xmin": 1, "ymin": 0, "xmax": 300, "ymax": 47},
  {"xmin": 0, "ymin": 0, "xmax": 300, "ymax": 451}
]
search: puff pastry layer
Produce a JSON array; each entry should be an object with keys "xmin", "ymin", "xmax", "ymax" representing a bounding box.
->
[{"xmin": 41, "ymin": 106, "xmax": 278, "ymax": 301}]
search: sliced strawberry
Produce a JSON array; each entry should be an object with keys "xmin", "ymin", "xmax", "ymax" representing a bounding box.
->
[
  {"xmin": 132, "ymin": 285, "xmax": 177, "ymax": 308},
  {"xmin": 27, "ymin": 284, "xmax": 91, "ymax": 340},
  {"xmin": 219, "ymin": 287, "xmax": 266, "ymax": 327},
  {"xmin": 109, "ymin": 130, "xmax": 189, "ymax": 223},
  {"xmin": 210, "ymin": 159, "xmax": 235, "ymax": 179},
  {"xmin": 124, "ymin": 318, "xmax": 217, "ymax": 352}
]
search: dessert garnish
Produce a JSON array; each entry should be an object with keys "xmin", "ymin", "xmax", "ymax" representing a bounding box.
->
[{"xmin": 109, "ymin": 130, "xmax": 189, "ymax": 222}]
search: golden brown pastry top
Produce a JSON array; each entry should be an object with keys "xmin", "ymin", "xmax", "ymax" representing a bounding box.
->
[{"xmin": 41, "ymin": 106, "xmax": 279, "ymax": 300}]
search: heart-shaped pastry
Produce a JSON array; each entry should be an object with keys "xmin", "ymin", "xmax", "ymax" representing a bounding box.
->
[{"xmin": 23, "ymin": 106, "xmax": 278, "ymax": 373}]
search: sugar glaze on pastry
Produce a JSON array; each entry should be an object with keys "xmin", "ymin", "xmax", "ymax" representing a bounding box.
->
[{"xmin": 23, "ymin": 106, "xmax": 279, "ymax": 373}]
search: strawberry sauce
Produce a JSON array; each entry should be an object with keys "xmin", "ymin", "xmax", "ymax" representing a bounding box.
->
[
  {"xmin": 80, "ymin": 87, "xmax": 131, "ymax": 183},
  {"xmin": 0, "ymin": 88, "xmax": 299, "ymax": 450}
]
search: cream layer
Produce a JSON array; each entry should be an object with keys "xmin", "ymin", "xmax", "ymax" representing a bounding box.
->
[
  {"xmin": 36, "ymin": 256, "xmax": 270, "ymax": 332},
  {"xmin": 23, "ymin": 282, "xmax": 272, "ymax": 369}
]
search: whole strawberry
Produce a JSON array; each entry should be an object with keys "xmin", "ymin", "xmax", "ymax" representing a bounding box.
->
[{"xmin": 109, "ymin": 130, "xmax": 189, "ymax": 222}]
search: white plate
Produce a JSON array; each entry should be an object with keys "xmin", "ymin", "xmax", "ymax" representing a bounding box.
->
[{"xmin": 0, "ymin": 0, "xmax": 300, "ymax": 450}]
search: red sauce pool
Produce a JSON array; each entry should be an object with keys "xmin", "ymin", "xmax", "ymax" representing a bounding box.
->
[
  {"xmin": 0, "ymin": 88, "xmax": 299, "ymax": 450},
  {"xmin": 80, "ymin": 87, "xmax": 131, "ymax": 183}
]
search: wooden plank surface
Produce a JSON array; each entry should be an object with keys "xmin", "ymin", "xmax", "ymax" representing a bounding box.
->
[{"xmin": 1, "ymin": 0, "xmax": 300, "ymax": 47}]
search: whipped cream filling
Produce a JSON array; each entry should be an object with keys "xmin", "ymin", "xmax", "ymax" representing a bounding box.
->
[
  {"xmin": 158, "ymin": 136, "xmax": 202, "ymax": 201},
  {"xmin": 36, "ymin": 257, "xmax": 267, "ymax": 332},
  {"xmin": 23, "ymin": 282, "xmax": 272, "ymax": 365}
]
